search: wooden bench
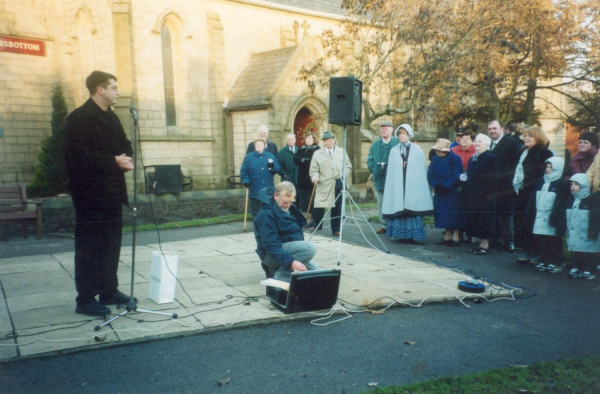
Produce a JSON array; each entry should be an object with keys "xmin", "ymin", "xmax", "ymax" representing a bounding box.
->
[
  {"xmin": 0, "ymin": 186, "xmax": 43, "ymax": 239},
  {"xmin": 144, "ymin": 165, "xmax": 193, "ymax": 194}
]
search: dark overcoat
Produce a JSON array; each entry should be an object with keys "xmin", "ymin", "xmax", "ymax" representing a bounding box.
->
[
  {"xmin": 464, "ymin": 151, "xmax": 499, "ymax": 239},
  {"xmin": 427, "ymin": 152, "xmax": 465, "ymax": 229},
  {"xmin": 63, "ymin": 98, "xmax": 132, "ymax": 209},
  {"xmin": 490, "ymin": 135, "xmax": 522, "ymax": 213},
  {"xmin": 293, "ymin": 145, "xmax": 320, "ymax": 190},
  {"xmin": 278, "ymin": 146, "xmax": 299, "ymax": 187}
]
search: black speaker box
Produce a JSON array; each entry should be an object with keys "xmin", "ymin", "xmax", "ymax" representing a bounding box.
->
[
  {"xmin": 153, "ymin": 164, "xmax": 183, "ymax": 194},
  {"xmin": 329, "ymin": 77, "xmax": 362, "ymax": 126}
]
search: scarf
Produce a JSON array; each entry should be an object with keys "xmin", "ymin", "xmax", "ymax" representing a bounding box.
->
[{"xmin": 513, "ymin": 148, "xmax": 529, "ymax": 194}]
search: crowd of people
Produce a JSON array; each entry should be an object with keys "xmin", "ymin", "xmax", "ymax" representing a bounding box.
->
[{"xmin": 241, "ymin": 121, "xmax": 600, "ymax": 282}]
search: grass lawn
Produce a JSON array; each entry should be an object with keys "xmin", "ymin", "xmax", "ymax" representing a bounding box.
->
[
  {"xmin": 122, "ymin": 214, "xmax": 252, "ymax": 233},
  {"xmin": 364, "ymin": 355, "xmax": 600, "ymax": 393}
]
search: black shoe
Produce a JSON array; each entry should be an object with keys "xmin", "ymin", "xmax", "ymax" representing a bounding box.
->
[
  {"xmin": 100, "ymin": 290, "xmax": 136, "ymax": 306},
  {"xmin": 447, "ymin": 240, "xmax": 460, "ymax": 247},
  {"xmin": 435, "ymin": 239, "xmax": 450, "ymax": 245},
  {"xmin": 76, "ymin": 300, "xmax": 111, "ymax": 316}
]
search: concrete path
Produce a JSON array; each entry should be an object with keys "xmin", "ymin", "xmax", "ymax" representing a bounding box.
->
[{"xmin": 0, "ymin": 231, "xmax": 500, "ymax": 362}]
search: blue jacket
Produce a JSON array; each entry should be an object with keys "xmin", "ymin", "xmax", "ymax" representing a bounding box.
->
[
  {"xmin": 427, "ymin": 151, "xmax": 465, "ymax": 229},
  {"xmin": 253, "ymin": 187, "xmax": 306, "ymax": 269},
  {"xmin": 240, "ymin": 151, "xmax": 281, "ymax": 198}
]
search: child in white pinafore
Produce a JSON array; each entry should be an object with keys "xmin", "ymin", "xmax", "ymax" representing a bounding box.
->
[{"xmin": 565, "ymin": 174, "xmax": 600, "ymax": 280}]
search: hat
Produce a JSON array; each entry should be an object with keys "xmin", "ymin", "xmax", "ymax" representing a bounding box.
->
[
  {"xmin": 380, "ymin": 121, "xmax": 393, "ymax": 128},
  {"xmin": 321, "ymin": 131, "xmax": 335, "ymax": 140},
  {"xmin": 394, "ymin": 123, "xmax": 413, "ymax": 138},
  {"xmin": 432, "ymin": 138, "xmax": 451, "ymax": 152},
  {"xmin": 579, "ymin": 131, "xmax": 599, "ymax": 149}
]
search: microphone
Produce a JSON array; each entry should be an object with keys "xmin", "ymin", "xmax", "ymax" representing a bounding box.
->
[{"xmin": 129, "ymin": 107, "xmax": 138, "ymax": 120}]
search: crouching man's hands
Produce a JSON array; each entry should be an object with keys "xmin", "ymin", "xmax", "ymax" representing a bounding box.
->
[{"xmin": 291, "ymin": 260, "xmax": 307, "ymax": 272}]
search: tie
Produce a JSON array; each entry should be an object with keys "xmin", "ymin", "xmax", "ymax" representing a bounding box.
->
[
  {"xmin": 329, "ymin": 150, "xmax": 332, "ymax": 156},
  {"xmin": 490, "ymin": 141, "xmax": 495, "ymax": 150}
]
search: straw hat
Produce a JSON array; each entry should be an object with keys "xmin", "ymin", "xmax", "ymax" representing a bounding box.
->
[{"xmin": 432, "ymin": 138, "xmax": 451, "ymax": 152}]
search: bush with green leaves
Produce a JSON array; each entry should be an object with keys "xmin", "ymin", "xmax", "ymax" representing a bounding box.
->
[{"xmin": 29, "ymin": 83, "xmax": 69, "ymax": 197}]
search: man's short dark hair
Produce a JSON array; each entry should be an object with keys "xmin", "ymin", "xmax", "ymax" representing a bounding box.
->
[
  {"xmin": 505, "ymin": 123, "xmax": 518, "ymax": 133},
  {"xmin": 461, "ymin": 130, "xmax": 475, "ymax": 140},
  {"xmin": 86, "ymin": 71, "xmax": 117, "ymax": 95},
  {"xmin": 488, "ymin": 119, "xmax": 504, "ymax": 128}
]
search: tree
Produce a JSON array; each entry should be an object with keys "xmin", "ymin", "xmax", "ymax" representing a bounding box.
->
[
  {"xmin": 300, "ymin": 0, "xmax": 498, "ymax": 141},
  {"xmin": 29, "ymin": 84, "xmax": 69, "ymax": 196},
  {"xmin": 300, "ymin": 0, "xmax": 600, "ymax": 134}
]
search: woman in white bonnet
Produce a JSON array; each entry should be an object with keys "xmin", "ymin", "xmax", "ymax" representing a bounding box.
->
[{"xmin": 381, "ymin": 124, "xmax": 434, "ymax": 243}]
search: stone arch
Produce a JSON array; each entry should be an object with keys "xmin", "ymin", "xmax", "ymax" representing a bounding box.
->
[
  {"xmin": 287, "ymin": 95, "xmax": 329, "ymax": 144},
  {"xmin": 153, "ymin": 10, "xmax": 192, "ymax": 39},
  {"xmin": 154, "ymin": 11, "xmax": 187, "ymax": 131}
]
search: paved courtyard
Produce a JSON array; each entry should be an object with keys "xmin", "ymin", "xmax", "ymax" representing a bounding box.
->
[{"xmin": 0, "ymin": 232, "xmax": 503, "ymax": 362}]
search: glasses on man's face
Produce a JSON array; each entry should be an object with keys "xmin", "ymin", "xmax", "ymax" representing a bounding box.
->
[{"xmin": 277, "ymin": 195, "xmax": 296, "ymax": 204}]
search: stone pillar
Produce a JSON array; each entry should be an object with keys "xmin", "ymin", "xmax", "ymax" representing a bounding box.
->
[{"xmin": 110, "ymin": 1, "xmax": 140, "ymax": 193}]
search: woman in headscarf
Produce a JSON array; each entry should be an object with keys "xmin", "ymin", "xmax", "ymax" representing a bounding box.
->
[
  {"xmin": 381, "ymin": 124, "xmax": 433, "ymax": 243},
  {"xmin": 293, "ymin": 132, "xmax": 321, "ymax": 229},
  {"xmin": 464, "ymin": 134, "xmax": 499, "ymax": 254},
  {"xmin": 513, "ymin": 127, "xmax": 553, "ymax": 264},
  {"xmin": 428, "ymin": 138, "xmax": 465, "ymax": 246}
]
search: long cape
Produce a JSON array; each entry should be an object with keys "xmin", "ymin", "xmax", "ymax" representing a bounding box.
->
[{"xmin": 381, "ymin": 143, "xmax": 434, "ymax": 218}]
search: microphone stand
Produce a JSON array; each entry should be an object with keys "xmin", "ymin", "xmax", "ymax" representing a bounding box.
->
[
  {"xmin": 95, "ymin": 108, "xmax": 177, "ymax": 331},
  {"xmin": 308, "ymin": 124, "xmax": 389, "ymax": 266}
]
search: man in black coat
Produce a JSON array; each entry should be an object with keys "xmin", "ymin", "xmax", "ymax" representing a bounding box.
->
[
  {"xmin": 488, "ymin": 120, "xmax": 522, "ymax": 252},
  {"xmin": 64, "ymin": 71, "xmax": 133, "ymax": 316},
  {"xmin": 245, "ymin": 124, "xmax": 279, "ymax": 156}
]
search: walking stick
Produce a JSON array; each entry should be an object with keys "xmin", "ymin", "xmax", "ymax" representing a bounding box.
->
[
  {"xmin": 243, "ymin": 187, "xmax": 249, "ymax": 232},
  {"xmin": 305, "ymin": 181, "xmax": 317, "ymax": 222}
]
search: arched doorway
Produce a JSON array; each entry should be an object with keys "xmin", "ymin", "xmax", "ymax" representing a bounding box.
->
[{"xmin": 293, "ymin": 107, "xmax": 316, "ymax": 147}]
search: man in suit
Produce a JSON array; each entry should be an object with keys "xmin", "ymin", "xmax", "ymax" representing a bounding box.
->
[
  {"xmin": 64, "ymin": 71, "xmax": 133, "ymax": 316},
  {"xmin": 246, "ymin": 124, "xmax": 279, "ymax": 156},
  {"xmin": 488, "ymin": 120, "xmax": 522, "ymax": 252}
]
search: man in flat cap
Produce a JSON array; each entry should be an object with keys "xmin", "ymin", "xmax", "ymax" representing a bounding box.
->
[
  {"xmin": 367, "ymin": 121, "xmax": 399, "ymax": 234},
  {"xmin": 309, "ymin": 131, "xmax": 353, "ymax": 235}
]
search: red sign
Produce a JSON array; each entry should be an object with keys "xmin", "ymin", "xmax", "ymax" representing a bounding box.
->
[{"xmin": 0, "ymin": 35, "xmax": 46, "ymax": 57}]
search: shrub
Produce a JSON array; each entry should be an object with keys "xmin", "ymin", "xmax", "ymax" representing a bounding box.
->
[{"xmin": 29, "ymin": 83, "xmax": 69, "ymax": 196}]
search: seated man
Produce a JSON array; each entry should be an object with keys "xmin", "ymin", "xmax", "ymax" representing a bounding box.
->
[{"xmin": 254, "ymin": 181, "xmax": 321, "ymax": 282}]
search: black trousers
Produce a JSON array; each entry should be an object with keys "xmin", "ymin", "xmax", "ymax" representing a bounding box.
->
[
  {"xmin": 536, "ymin": 234, "xmax": 563, "ymax": 265},
  {"xmin": 74, "ymin": 202, "xmax": 123, "ymax": 305},
  {"xmin": 312, "ymin": 188, "xmax": 342, "ymax": 234},
  {"xmin": 514, "ymin": 191, "xmax": 536, "ymax": 253},
  {"xmin": 297, "ymin": 187, "xmax": 312, "ymax": 213},
  {"xmin": 572, "ymin": 252, "xmax": 597, "ymax": 272}
]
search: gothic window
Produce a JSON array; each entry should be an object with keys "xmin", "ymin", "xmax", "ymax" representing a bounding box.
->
[{"xmin": 161, "ymin": 25, "xmax": 177, "ymax": 126}]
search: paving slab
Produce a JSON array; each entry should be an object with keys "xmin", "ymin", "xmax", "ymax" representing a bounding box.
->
[{"xmin": 0, "ymin": 233, "xmax": 497, "ymax": 362}]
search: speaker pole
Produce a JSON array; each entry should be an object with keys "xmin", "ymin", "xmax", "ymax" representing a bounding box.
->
[{"xmin": 336, "ymin": 125, "xmax": 349, "ymax": 266}]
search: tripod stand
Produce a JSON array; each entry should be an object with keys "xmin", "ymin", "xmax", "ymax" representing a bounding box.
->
[
  {"xmin": 308, "ymin": 125, "xmax": 389, "ymax": 266},
  {"xmin": 95, "ymin": 108, "xmax": 177, "ymax": 331}
]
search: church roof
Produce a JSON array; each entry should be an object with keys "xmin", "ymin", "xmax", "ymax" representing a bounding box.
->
[
  {"xmin": 227, "ymin": 46, "xmax": 298, "ymax": 110},
  {"xmin": 263, "ymin": 0, "xmax": 344, "ymax": 15}
]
